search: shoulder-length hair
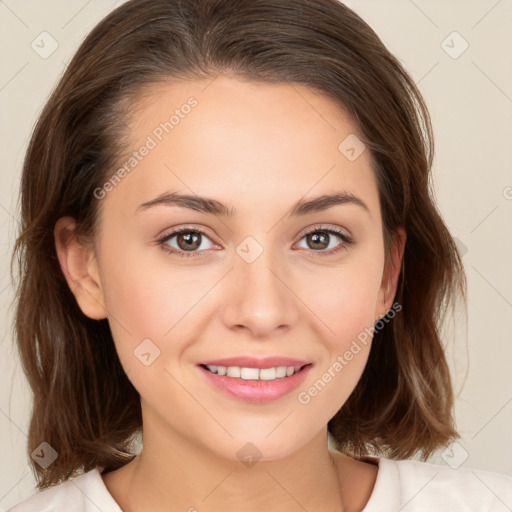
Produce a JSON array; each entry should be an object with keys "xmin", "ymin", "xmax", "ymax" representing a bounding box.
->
[{"xmin": 11, "ymin": 0, "xmax": 467, "ymax": 489}]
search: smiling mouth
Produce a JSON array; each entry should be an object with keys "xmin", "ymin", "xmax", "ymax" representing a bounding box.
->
[{"xmin": 199, "ymin": 363, "xmax": 312, "ymax": 381}]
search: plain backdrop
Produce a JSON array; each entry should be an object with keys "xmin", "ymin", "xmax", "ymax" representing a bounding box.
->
[{"xmin": 1, "ymin": 0, "xmax": 511, "ymax": 509}]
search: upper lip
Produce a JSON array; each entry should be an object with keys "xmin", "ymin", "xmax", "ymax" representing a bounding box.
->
[{"xmin": 198, "ymin": 356, "xmax": 311, "ymax": 369}]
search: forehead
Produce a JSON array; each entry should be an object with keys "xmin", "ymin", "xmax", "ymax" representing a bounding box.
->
[{"xmin": 103, "ymin": 75, "xmax": 380, "ymax": 223}]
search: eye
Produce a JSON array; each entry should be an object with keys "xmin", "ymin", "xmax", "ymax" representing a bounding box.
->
[
  {"xmin": 295, "ymin": 225, "xmax": 353, "ymax": 257},
  {"xmin": 157, "ymin": 227, "xmax": 215, "ymax": 258},
  {"xmin": 156, "ymin": 224, "xmax": 353, "ymax": 259}
]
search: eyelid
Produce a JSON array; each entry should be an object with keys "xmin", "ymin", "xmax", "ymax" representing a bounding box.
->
[
  {"xmin": 156, "ymin": 224, "xmax": 216, "ymax": 241},
  {"xmin": 295, "ymin": 223, "xmax": 352, "ymax": 240}
]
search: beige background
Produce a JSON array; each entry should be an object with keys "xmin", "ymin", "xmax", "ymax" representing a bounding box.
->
[{"xmin": 1, "ymin": 0, "xmax": 511, "ymax": 508}]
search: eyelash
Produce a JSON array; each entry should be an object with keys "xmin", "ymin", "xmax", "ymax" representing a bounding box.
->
[{"xmin": 156, "ymin": 224, "xmax": 353, "ymax": 259}]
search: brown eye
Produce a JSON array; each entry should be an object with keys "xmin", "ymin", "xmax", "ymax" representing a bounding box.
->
[
  {"xmin": 158, "ymin": 228, "xmax": 215, "ymax": 258},
  {"xmin": 176, "ymin": 231, "xmax": 202, "ymax": 251},
  {"xmin": 295, "ymin": 226, "xmax": 353, "ymax": 257},
  {"xmin": 305, "ymin": 231, "xmax": 331, "ymax": 250}
]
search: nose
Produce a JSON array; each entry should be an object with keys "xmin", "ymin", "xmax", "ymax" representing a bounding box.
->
[{"xmin": 220, "ymin": 249, "xmax": 299, "ymax": 338}]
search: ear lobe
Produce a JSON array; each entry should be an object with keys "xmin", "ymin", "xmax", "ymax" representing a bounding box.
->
[
  {"xmin": 376, "ymin": 227, "xmax": 406, "ymax": 319},
  {"xmin": 54, "ymin": 216, "xmax": 107, "ymax": 320}
]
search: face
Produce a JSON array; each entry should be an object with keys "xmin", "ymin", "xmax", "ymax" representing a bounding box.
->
[{"xmin": 59, "ymin": 75, "xmax": 403, "ymax": 462}]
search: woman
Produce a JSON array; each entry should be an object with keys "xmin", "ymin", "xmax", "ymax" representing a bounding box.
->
[{"xmin": 9, "ymin": 0, "xmax": 512, "ymax": 510}]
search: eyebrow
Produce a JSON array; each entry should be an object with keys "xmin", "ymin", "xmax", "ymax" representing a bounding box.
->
[{"xmin": 136, "ymin": 190, "xmax": 370, "ymax": 217}]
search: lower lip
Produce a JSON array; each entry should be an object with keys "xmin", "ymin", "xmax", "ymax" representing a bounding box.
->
[{"xmin": 197, "ymin": 364, "xmax": 313, "ymax": 403}]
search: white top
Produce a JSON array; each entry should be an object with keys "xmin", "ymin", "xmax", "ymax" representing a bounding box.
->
[{"xmin": 7, "ymin": 457, "xmax": 512, "ymax": 511}]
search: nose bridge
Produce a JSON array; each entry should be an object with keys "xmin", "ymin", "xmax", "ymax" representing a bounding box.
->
[
  {"xmin": 239, "ymin": 247, "xmax": 283, "ymax": 298},
  {"xmin": 221, "ymin": 235, "xmax": 299, "ymax": 335}
]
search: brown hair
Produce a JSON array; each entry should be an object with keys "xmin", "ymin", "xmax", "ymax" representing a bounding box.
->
[{"xmin": 11, "ymin": 0, "xmax": 467, "ymax": 489}]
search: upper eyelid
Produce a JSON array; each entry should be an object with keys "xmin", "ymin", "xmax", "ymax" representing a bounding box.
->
[
  {"xmin": 296, "ymin": 224, "xmax": 351, "ymax": 239},
  {"xmin": 158, "ymin": 224, "xmax": 217, "ymax": 243},
  {"xmin": 158, "ymin": 223, "xmax": 351, "ymax": 245}
]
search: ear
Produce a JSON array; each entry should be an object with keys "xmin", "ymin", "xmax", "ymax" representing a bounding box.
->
[
  {"xmin": 375, "ymin": 226, "xmax": 406, "ymax": 321},
  {"xmin": 54, "ymin": 216, "xmax": 107, "ymax": 320}
]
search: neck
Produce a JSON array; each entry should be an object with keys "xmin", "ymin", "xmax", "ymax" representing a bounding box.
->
[{"xmin": 107, "ymin": 422, "xmax": 346, "ymax": 512}]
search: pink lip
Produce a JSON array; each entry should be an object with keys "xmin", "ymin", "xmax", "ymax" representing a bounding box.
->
[
  {"xmin": 197, "ymin": 360, "xmax": 313, "ymax": 404},
  {"xmin": 198, "ymin": 356, "xmax": 310, "ymax": 369}
]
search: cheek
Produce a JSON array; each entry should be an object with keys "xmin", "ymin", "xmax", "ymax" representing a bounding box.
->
[
  {"xmin": 95, "ymin": 235, "xmax": 200, "ymax": 381},
  {"xmin": 294, "ymin": 268, "xmax": 380, "ymax": 425},
  {"xmin": 302, "ymin": 256, "xmax": 383, "ymax": 341},
  {"xmin": 98, "ymin": 253, "xmax": 200, "ymax": 412},
  {"xmin": 99, "ymin": 238, "xmax": 206, "ymax": 337}
]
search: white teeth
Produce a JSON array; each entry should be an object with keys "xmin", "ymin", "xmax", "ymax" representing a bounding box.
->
[
  {"xmin": 259, "ymin": 367, "xmax": 276, "ymax": 380},
  {"xmin": 275, "ymin": 367, "xmax": 287, "ymax": 378},
  {"xmin": 240, "ymin": 367, "xmax": 259, "ymax": 380},
  {"xmin": 226, "ymin": 366, "xmax": 241, "ymax": 378},
  {"xmin": 205, "ymin": 364, "xmax": 304, "ymax": 381}
]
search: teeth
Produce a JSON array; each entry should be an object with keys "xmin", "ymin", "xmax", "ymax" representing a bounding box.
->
[
  {"xmin": 205, "ymin": 365, "xmax": 303, "ymax": 381},
  {"xmin": 226, "ymin": 366, "xmax": 241, "ymax": 378},
  {"xmin": 275, "ymin": 366, "xmax": 287, "ymax": 378}
]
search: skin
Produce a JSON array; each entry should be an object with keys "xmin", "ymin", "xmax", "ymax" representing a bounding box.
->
[{"xmin": 55, "ymin": 75, "xmax": 405, "ymax": 512}]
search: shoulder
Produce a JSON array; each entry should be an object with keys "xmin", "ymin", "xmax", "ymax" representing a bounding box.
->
[
  {"xmin": 364, "ymin": 457, "xmax": 512, "ymax": 511},
  {"xmin": 7, "ymin": 468, "xmax": 122, "ymax": 512}
]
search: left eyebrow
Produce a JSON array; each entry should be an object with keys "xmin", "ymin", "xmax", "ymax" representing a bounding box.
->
[{"xmin": 136, "ymin": 190, "xmax": 370, "ymax": 217}]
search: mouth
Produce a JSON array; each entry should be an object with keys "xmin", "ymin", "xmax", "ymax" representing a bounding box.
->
[
  {"xmin": 199, "ymin": 363, "xmax": 312, "ymax": 381},
  {"xmin": 196, "ymin": 362, "xmax": 313, "ymax": 403}
]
